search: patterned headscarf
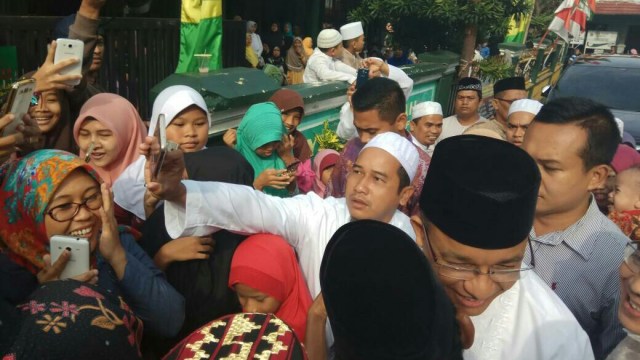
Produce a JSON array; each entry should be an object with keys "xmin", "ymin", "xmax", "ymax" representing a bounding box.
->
[
  {"xmin": 0, "ymin": 150, "xmax": 100, "ymax": 274},
  {"xmin": 236, "ymin": 102, "xmax": 288, "ymax": 197}
]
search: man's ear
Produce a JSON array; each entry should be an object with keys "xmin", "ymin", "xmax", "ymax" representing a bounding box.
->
[
  {"xmin": 408, "ymin": 120, "xmax": 416, "ymax": 133},
  {"xmin": 587, "ymin": 164, "xmax": 610, "ymax": 192},
  {"xmin": 398, "ymin": 185, "xmax": 414, "ymax": 207},
  {"xmin": 395, "ymin": 113, "xmax": 408, "ymax": 132}
]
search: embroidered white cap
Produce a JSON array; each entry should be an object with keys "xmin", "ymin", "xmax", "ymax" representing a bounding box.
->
[
  {"xmin": 317, "ymin": 29, "xmax": 343, "ymax": 48},
  {"xmin": 412, "ymin": 101, "xmax": 443, "ymax": 119},
  {"xmin": 362, "ymin": 132, "xmax": 419, "ymax": 181},
  {"xmin": 340, "ymin": 22, "xmax": 364, "ymax": 41},
  {"xmin": 507, "ymin": 99, "xmax": 543, "ymax": 118},
  {"xmin": 615, "ymin": 117, "xmax": 624, "ymax": 139}
]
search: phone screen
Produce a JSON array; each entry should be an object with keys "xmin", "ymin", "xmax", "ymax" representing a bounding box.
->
[{"xmin": 356, "ymin": 69, "xmax": 369, "ymax": 90}]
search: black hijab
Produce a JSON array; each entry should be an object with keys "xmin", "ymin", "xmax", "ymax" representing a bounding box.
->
[
  {"xmin": 138, "ymin": 146, "xmax": 254, "ymax": 356},
  {"xmin": 321, "ymin": 220, "xmax": 463, "ymax": 360}
]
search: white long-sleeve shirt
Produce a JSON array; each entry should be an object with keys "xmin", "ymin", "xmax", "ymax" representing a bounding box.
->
[
  {"xmin": 336, "ymin": 64, "xmax": 414, "ymax": 140},
  {"xmin": 303, "ymin": 48, "xmax": 357, "ymax": 84},
  {"xmin": 164, "ymin": 180, "xmax": 415, "ymax": 297},
  {"xmin": 465, "ymin": 270, "xmax": 594, "ymax": 360}
]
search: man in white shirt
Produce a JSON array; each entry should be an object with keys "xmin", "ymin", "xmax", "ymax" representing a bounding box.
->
[
  {"xmin": 419, "ymin": 135, "xmax": 594, "ymax": 359},
  {"xmin": 435, "ymin": 77, "xmax": 486, "ymax": 145},
  {"xmin": 303, "ymin": 29, "xmax": 356, "ymax": 84},
  {"xmin": 337, "ymin": 21, "xmax": 365, "ymax": 70},
  {"xmin": 409, "ymin": 101, "xmax": 443, "ymax": 156},
  {"xmin": 141, "ymin": 132, "xmax": 418, "ymax": 298}
]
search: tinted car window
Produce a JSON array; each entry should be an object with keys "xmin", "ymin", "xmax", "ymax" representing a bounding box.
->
[{"xmin": 550, "ymin": 62, "xmax": 640, "ymax": 112}]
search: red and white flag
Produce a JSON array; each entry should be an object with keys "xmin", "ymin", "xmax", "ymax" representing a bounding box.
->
[{"xmin": 548, "ymin": 0, "xmax": 595, "ymax": 42}]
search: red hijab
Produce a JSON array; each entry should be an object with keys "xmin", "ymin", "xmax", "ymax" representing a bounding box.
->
[{"xmin": 229, "ymin": 234, "xmax": 312, "ymax": 341}]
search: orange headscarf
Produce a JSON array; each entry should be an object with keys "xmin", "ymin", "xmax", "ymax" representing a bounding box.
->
[
  {"xmin": 229, "ymin": 234, "xmax": 312, "ymax": 341},
  {"xmin": 73, "ymin": 93, "xmax": 146, "ymax": 185}
]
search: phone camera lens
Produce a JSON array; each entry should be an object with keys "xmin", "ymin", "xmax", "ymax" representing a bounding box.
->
[{"xmin": 68, "ymin": 44, "xmax": 72, "ymax": 48}]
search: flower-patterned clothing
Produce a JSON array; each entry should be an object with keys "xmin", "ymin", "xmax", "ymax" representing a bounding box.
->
[
  {"xmin": 3, "ymin": 279, "xmax": 142, "ymax": 360},
  {"xmin": 608, "ymin": 210, "xmax": 640, "ymax": 241}
]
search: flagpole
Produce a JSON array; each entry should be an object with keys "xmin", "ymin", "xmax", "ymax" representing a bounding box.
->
[{"xmin": 537, "ymin": 29, "xmax": 550, "ymax": 48}]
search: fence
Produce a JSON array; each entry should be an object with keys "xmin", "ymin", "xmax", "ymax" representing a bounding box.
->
[{"xmin": 0, "ymin": 16, "xmax": 245, "ymax": 119}]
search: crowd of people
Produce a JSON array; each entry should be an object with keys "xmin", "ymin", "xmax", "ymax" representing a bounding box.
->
[{"xmin": 1, "ymin": 1, "xmax": 640, "ymax": 359}]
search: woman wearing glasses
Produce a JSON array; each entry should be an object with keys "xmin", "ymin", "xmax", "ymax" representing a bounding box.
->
[
  {"xmin": 608, "ymin": 242, "xmax": 640, "ymax": 359},
  {"xmin": 0, "ymin": 150, "xmax": 184, "ymax": 340}
]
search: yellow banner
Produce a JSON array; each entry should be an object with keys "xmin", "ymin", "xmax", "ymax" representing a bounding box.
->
[{"xmin": 181, "ymin": 0, "xmax": 222, "ymax": 24}]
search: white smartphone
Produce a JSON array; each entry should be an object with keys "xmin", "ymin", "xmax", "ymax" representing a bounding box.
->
[
  {"xmin": 1, "ymin": 78, "xmax": 36, "ymax": 137},
  {"xmin": 50, "ymin": 235, "xmax": 90, "ymax": 279},
  {"xmin": 54, "ymin": 38, "xmax": 84, "ymax": 86}
]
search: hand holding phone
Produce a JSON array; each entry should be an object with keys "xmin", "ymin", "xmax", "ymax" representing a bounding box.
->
[
  {"xmin": 148, "ymin": 113, "xmax": 179, "ymax": 180},
  {"xmin": 50, "ymin": 235, "xmax": 90, "ymax": 279},
  {"xmin": 1, "ymin": 78, "xmax": 36, "ymax": 137},
  {"xmin": 356, "ymin": 68, "xmax": 369, "ymax": 90},
  {"xmin": 54, "ymin": 38, "xmax": 84, "ymax": 86}
]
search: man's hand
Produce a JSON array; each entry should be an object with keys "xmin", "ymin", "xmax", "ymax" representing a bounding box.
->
[
  {"xmin": 364, "ymin": 57, "xmax": 390, "ymax": 78},
  {"xmin": 79, "ymin": 0, "xmax": 106, "ymax": 19},
  {"xmin": 140, "ymin": 136, "xmax": 187, "ymax": 205},
  {"xmin": 32, "ymin": 41, "xmax": 82, "ymax": 93},
  {"xmin": 154, "ymin": 236, "xmax": 215, "ymax": 270}
]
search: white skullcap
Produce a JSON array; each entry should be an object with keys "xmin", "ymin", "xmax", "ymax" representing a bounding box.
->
[
  {"xmin": 362, "ymin": 132, "xmax": 419, "ymax": 181},
  {"xmin": 340, "ymin": 22, "xmax": 364, "ymax": 41},
  {"xmin": 412, "ymin": 101, "xmax": 443, "ymax": 119},
  {"xmin": 615, "ymin": 118, "xmax": 624, "ymax": 139},
  {"xmin": 507, "ymin": 99, "xmax": 543, "ymax": 118},
  {"xmin": 317, "ymin": 29, "xmax": 342, "ymax": 48}
]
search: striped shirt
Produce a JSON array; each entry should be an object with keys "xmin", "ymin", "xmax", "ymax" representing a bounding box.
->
[{"xmin": 523, "ymin": 198, "xmax": 627, "ymax": 359}]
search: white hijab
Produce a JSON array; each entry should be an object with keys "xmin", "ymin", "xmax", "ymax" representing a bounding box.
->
[{"xmin": 112, "ymin": 85, "xmax": 210, "ymax": 220}]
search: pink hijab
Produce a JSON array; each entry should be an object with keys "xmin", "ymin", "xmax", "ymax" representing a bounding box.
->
[
  {"xmin": 312, "ymin": 149, "xmax": 340, "ymax": 197},
  {"xmin": 73, "ymin": 93, "xmax": 146, "ymax": 185}
]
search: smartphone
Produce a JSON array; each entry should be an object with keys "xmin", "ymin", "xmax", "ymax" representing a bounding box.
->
[
  {"xmin": 286, "ymin": 160, "xmax": 301, "ymax": 176},
  {"xmin": 356, "ymin": 68, "xmax": 369, "ymax": 90},
  {"xmin": 1, "ymin": 78, "xmax": 36, "ymax": 137},
  {"xmin": 50, "ymin": 235, "xmax": 90, "ymax": 279},
  {"xmin": 148, "ymin": 113, "xmax": 178, "ymax": 179},
  {"xmin": 54, "ymin": 38, "xmax": 84, "ymax": 86}
]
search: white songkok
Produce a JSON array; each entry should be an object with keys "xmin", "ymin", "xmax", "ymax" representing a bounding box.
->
[
  {"xmin": 317, "ymin": 29, "xmax": 343, "ymax": 48},
  {"xmin": 615, "ymin": 118, "xmax": 624, "ymax": 139},
  {"xmin": 340, "ymin": 22, "xmax": 364, "ymax": 41},
  {"xmin": 507, "ymin": 99, "xmax": 543, "ymax": 118},
  {"xmin": 412, "ymin": 101, "xmax": 443, "ymax": 120},
  {"xmin": 362, "ymin": 132, "xmax": 419, "ymax": 181}
]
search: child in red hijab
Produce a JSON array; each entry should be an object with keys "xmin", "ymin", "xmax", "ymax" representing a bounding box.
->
[
  {"xmin": 609, "ymin": 165, "xmax": 640, "ymax": 240},
  {"xmin": 228, "ymin": 234, "xmax": 312, "ymax": 341}
]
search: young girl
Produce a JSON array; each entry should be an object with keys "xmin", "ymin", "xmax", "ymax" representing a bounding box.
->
[
  {"xmin": 228, "ymin": 234, "xmax": 312, "ymax": 342},
  {"xmin": 73, "ymin": 93, "xmax": 147, "ymax": 186},
  {"xmin": 0, "ymin": 149, "xmax": 184, "ymax": 338},
  {"xmin": 112, "ymin": 85, "xmax": 210, "ymax": 222},
  {"xmin": 312, "ymin": 149, "xmax": 340, "ymax": 198},
  {"xmin": 609, "ymin": 165, "xmax": 640, "ymax": 240},
  {"xmin": 29, "ymin": 90, "xmax": 75, "ymax": 152},
  {"xmin": 236, "ymin": 102, "xmax": 297, "ymax": 197}
]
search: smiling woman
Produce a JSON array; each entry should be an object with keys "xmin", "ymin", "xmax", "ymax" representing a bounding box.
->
[
  {"xmin": 73, "ymin": 93, "xmax": 147, "ymax": 186},
  {"xmin": 0, "ymin": 149, "xmax": 185, "ymax": 339},
  {"xmin": 28, "ymin": 89, "xmax": 75, "ymax": 152}
]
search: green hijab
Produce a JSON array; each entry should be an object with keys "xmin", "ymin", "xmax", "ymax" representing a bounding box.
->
[{"xmin": 237, "ymin": 102, "xmax": 289, "ymax": 197}]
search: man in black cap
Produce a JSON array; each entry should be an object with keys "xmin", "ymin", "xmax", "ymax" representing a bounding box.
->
[
  {"xmin": 435, "ymin": 77, "xmax": 487, "ymax": 144},
  {"xmin": 419, "ymin": 135, "xmax": 593, "ymax": 359},
  {"xmin": 317, "ymin": 220, "xmax": 466, "ymax": 360},
  {"xmin": 465, "ymin": 76, "xmax": 527, "ymax": 140}
]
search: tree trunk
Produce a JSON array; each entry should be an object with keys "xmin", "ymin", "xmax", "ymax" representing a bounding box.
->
[{"xmin": 458, "ymin": 23, "xmax": 478, "ymax": 78}]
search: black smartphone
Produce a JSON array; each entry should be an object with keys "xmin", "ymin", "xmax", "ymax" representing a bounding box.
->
[
  {"xmin": 356, "ymin": 68, "xmax": 369, "ymax": 90},
  {"xmin": 286, "ymin": 160, "xmax": 301, "ymax": 176}
]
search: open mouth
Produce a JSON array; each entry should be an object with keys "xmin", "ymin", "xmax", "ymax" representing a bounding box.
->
[
  {"xmin": 69, "ymin": 226, "xmax": 93, "ymax": 238},
  {"xmin": 34, "ymin": 116, "xmax": 53, "ymax": 125},
  {"xmin": 455, "ymin": 292, "xmax": 486, "ymax": 309}
]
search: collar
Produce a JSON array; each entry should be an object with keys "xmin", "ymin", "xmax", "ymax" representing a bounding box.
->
[
  {"xmin": 530, "ymin": 197, "xmax": 602, "ymax": 260},
  {"xmin": 410, "ymin": 134, "xmax": 430, "ymax": 153},
  {"xmin": 313, "ymin": 48, "xmax": 333, "ymax": 61}
]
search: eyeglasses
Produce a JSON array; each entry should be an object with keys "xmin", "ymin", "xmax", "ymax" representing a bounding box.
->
[
  {"xmin": 624, "ymin": 241, "xmax": 640, "ymax": 274},
  {"xmin": 494, "ymin": 97, "xmax": 523, "ymax": 105},
  {"xmin": 425, "ymin": 234, "xmax": 536, "ymax": 283},
  {"xmin": 46, "ymin": 192, "xmax": 102, "ymax": 222}
]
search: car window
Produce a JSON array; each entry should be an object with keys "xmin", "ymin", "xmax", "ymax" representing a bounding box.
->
[{"xmin": 551, "ymin": 63, "xmax": 640, "ymax": 112}]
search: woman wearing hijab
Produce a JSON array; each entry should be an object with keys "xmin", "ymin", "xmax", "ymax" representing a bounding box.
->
[
  {"xmin": 282, "ymin": 22, "xmax": 294, "ymax": 54},
  {"xmin": 137, "ymin": 146, "xmax": 254, "ymax": 356},
  {"xmin": 286, "ymin": 37, "xmax": 307, "ymax": 85},
  {"xmin": 229, "ymin": 234, "xmax": 312, "ymax": 342},
  {"xmin": 0, "ymin": 149, "xmax": 185, "ymax": 338},
  {"xmin": 236, "ymin": 102, "xmax": 297, "ymax": 197},
  {"xmin": 3, "ymin": 280, "xmax": 143, "ymax": 360},
  {"xmin": 302, "ymin": 37, "xmax": 314, "ymax": 58},
  {"xmin": 312, "ymin": 149, "xmax": 339, "ymax": 198},
  {"xmin": 112, "ymin": 85, "xmax": 210, "ymax": 223},
  {"xmin": 247, "ymin": 21, "xmax": 263, "ymax": 61},
  {"xmin": 73, "ymin": 93, "xmax": 147, "ymax": 186},
  {"xmin": 245, "ymin": 33, "xmax": 259, "ymax": 69}
]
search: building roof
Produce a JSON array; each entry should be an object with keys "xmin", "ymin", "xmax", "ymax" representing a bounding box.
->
[{"xmin": 596, "ymin": 0, "xmax": 640, "ymax": 15}]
